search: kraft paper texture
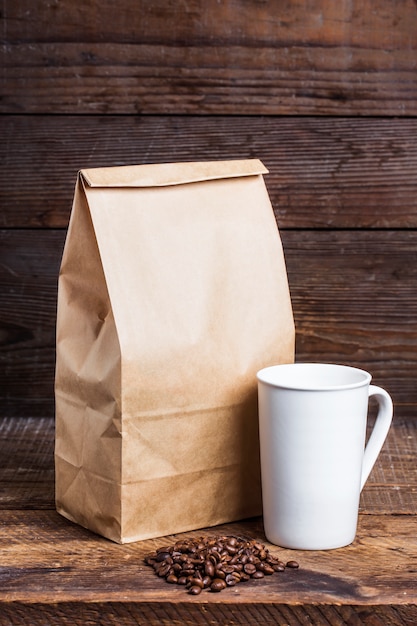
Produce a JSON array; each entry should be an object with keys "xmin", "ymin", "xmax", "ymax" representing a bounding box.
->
[{"xmin": 55, "ymin": 159, "xmax": 295, "ymax": 543}]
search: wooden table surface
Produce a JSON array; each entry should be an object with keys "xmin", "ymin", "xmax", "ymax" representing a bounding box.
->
[
  {"xmin": 2, "ymin": 3, "xmax": 417, "ymax": 623},
  {"xmin": 0, "ymin": 415, "xmax": 416, "ymax": 625}
]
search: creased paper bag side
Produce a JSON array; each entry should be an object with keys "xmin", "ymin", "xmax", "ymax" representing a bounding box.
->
[
  {"xmin": 55, "ymin": 177, "xmax": 123, "ymax": 542},
  {"xmin": 85, "ymin": 172, "xmax": 294, "ymax": 543}
]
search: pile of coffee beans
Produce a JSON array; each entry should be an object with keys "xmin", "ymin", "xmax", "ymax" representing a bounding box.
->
[{"xmin": 144, "ymin": 535, "xmax": 299, "ymax": 594}]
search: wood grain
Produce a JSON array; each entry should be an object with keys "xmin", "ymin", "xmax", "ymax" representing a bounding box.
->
[
  {"xmin": 2, "ymin": 0, "xmax": 417, "ymax": 115},
  {"xmin": 0, "ymin": 417, "xmax": 55, "ymax": 510},
  {"xmin": 1, "ymin": 2, "xmax": 416, "ymax": 621},
  {"xmin": 0, "ymin": 512, "xmax": 415, "ymax": 608},
  {"xmin": 1, "ymin": 416, "xmax": 415, "ymax": 623},
  {"xmin": 360, "ymin": 417, "xmax": 417, "ymax": 514},
  {"xmin": 1, "ymin": 229, "xmax": 417, "ymax": 417},
  {"xmin": 283, "ymin": 229, "xmax": 417, "ymax": 415},
  {"xmin": 2, "ymin": 115, "xmax": 417, "ymax": 229},
  {"xmin": 0, "ymin": 230, "xmax": 62, "ymax": 416},
  {"xmin": 1, "ymin": 416, "xmax": 415, "ymax": 514},
  {"xmin": 0, "ymin": 602, "xmax": 416, "ymax": 626}
]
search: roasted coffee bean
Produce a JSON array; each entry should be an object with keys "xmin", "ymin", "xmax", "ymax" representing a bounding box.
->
[
  {"xmin": 180, "ymin": 563, "xmax": 194, "ymax": 572},
  {"xmin": 243, "ymin": 563, "xmax": 257, "ymax": 575},
  {"xmin": 211, "ymin": 578, "xmax": 227, "ymax": 592},
  {"xmin": 202, "ymin": 575, "xmax": 212, "ymax": 588},
  {"xmin": 166, "ymin": 574, "xmax": 178, "ymax": 584},
  {"xmin": 225, "ymin": 572, "xmax": 241, "ymax": 586},
  {"xmin": 272, "ymin": 563, "xmax": 285, "ymax": 572},
  {"xmin": 259, "ymin": 562, "xmax": 275, "ymax": 575},
  {"xmin": 156, "ymin": 551, "xmax": 171, "ymax": 562},
  {"xmin": 214, "ymin": 567, "xmax": 226, "ymax": 580},
  {"xmin": 272, "ymin": 561, "xmax": 286, "ymax": 571},
  {"xmin": 180, "ymin": 569, "xmax": 194, "ymax": 578},
  {"xmin": 204, "ymin": 560, "xmax": 215, "ymax": 577},
  {"xmin": 157, "ymin": 563, "xmax": 171, "ymax": 577},
  {"xmin": 144, "ymin": 534, "xmax": 300, "ymax": 594},
  {"xmin": 177, "ymin": 543, "xmax": 189, "ymax": 553}
]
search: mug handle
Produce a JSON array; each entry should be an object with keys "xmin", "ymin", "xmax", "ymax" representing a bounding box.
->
[{"xmin": 360, "ymin": 385, "xmax": 393, "ymax": 491}]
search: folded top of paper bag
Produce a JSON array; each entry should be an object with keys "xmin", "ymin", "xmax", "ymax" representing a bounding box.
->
[{"xmin": 80, "ymin": 159, "xmax": 268, "ymax": 188}]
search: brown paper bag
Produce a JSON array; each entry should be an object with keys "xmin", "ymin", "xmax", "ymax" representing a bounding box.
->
[{"xmin": 55, "ymin": 159, "xmax": 294, "ymax": 543}]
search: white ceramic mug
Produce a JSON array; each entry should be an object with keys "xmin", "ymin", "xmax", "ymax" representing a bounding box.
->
[{"xmin": 257, "ymin": 363, "xmax": 393, "ymax": 550}]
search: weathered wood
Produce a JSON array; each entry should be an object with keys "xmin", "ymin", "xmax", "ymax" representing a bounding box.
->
[
  {"xmin": 0, "ymin": 603, "xmax": 415, "ymax": 626},
  {"xmin": 1, "ymin": 416, "xmax": 415, "ymax": 514},
  {"xmin": 1, "ymin": 416, "xmax": 415, "ymax": 623},
  {"xmin": 1, "ymin": 1, "xmax": 416, "ymax": 620},
  {"xmin": 0, "ymin": 512, "xmax": 415, "ymax": 613},
  {"xmin": 2, "ymin": 0, "xmax": 417, "ymax": 115},
  {"xmin": 283, "ymin": 229, "xmax": 417, "ymax": 414},
  {"xmin": 2, "ymin": 115, "xmax": 417, "ymax": 229},
  {"xmin": 1, "ymin": 229, "xmax": 417, "ymax": 417},
  {"xmin": 0, "ymin": 417, "xmax": 55, "ymax": 510},
  {"xmin": 360, "ymin": 417, "xmax": 417, "ymax": 514},
  {"xmin": 0, "ymin": 230, "xmax": 62, "ymax": 417}
]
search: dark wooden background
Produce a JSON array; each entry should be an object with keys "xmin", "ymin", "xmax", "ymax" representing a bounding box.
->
[{"xmin": 1, "ymin": 0, "xmax": 417, "ymax": 419}]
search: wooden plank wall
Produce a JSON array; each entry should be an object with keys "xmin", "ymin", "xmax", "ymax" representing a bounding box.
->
[{"xmin": 1, "ymin": 0, "xmax": 417, "ymax": 419}]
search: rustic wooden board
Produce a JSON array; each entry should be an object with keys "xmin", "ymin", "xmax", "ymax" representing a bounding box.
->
[
  {"xmin": 2, "ymin": 0, "xmax": 417, "ymax": 115},
  {"xmin": 0, "ymin": 512, "xmax": 415, "ymax": 615},
  {"xmin": 360, "ymin": 417, "xmax": 417, "ymax": 514},
  {"xmin": 1, "ymin": 229, "xmax": 417, "ymax": 417},
  {"xmin": 0, "ymin": 230, "xmax": 62, "ymax": 416},
  {"xmin": 283, "ymin": 229, "xmax": 417, "ymax": 415},
  {"xmin": 1, "ymin": 115, "xmax": 417, "ymax": 228},
  {"xmin": 2, "ymin": 3, "xmax": 416, "ymax": 621},
  {"xmin": 1, "ymin": 415, "xmax": 415, "ymax": 623},
  {"xmin": 0, "ymin": 413, "xmax": 415, "ymax": 515},
  {"xmin": 0, "ymin": 417, "xmax": 55, "ymax": 510},
  {"xmin": 1, "ymin": 602, "xmax": 415, "ymax": 626}
]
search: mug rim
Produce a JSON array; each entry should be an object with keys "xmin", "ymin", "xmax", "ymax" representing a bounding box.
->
[{"xmin": 257, "ymin": 362, "xmax": 372, "ymax": 391}]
